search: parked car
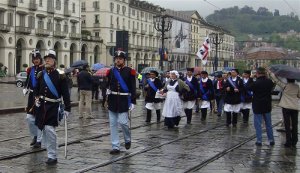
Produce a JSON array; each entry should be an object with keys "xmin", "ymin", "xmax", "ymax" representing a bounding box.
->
[{"xmin": 15, "ymin": 71, "xmax": 27, "ymax": 87}]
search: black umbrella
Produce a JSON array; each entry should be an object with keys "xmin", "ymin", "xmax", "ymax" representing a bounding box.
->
[
  {"xmin": 71, "ymin": 60, "xmax": 88, "ymax": 68},
  {"xmin": 270, "ymin": 64, "xmax": 300, "ymax": 81}
]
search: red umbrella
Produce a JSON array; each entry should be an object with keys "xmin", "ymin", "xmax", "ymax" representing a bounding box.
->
[{"xmin": 94, "ymin": 67, "xmax": 111, "ymax": 77}]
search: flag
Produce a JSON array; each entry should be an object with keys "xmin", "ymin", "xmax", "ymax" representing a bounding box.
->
[
  {"xmin": 196, "ymin": 37, "xmax": 210, "ymax": 65},
  {"xmin": 159, "ymin": 48, "xmax": 168, "ymax": 61}
]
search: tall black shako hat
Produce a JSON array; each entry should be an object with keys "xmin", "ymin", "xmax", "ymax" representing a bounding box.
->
[
  {"xmin": 231, "ymin": 68, "xmax": 239, "ymax": 74},
  {"xmin": 114, "ymin": 49, "xmax": 127, "ymax": 60},
  {"xmin": 201, "ymin": 71, "xmax": 208, "ymax": 75},
  {"xmin": 150, "ymin": 70, "xmax": 158, "ymax": 77},
  {"xmin": 31, "ymin": 48, "xmax": 42, "ymax": 61},
  {"xmin": 186, "ymin": 67, "xmax": 194, "ymax": 72},
  {"xmin": 243, "ymin": 70, "xmax": 251, "ymax": 75},
  {"xmin": 44, "ymin": 49, "xmax": 57, "ymax": 60}
]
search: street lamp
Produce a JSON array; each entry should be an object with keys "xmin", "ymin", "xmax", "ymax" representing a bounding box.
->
[
  {"xmin": 153, "ymin": 8, "xmax": 172, "ymax": 71},
  {"xmin": 210, "ymin": 32, "xmax": 224, "ymax": 72}
]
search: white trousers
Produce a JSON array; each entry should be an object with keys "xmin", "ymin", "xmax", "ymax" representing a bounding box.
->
[
  {"xmin": 26, "ymin": 114, "xmax": 42, "ymax": 142},
  {"xmin": 42, "ymin": 125, "xmax": 57, "ymax": 159}
]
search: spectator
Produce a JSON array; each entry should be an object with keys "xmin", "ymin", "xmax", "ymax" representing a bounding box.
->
[{"xmin": 246, "ymin": 67, "xmax": 275, "ymax": 146}]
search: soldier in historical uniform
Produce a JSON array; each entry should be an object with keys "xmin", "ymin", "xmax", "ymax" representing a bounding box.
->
[
  {"xmin": 240, "ymin": 70, "xmax": 254, "ymax": 123},
  {"xmin": 224, "ymin": 68, "xmax": 243, "ymax": 127},
  {"xmin": 24, "ymin": 49, "xmax": 44, "ymax": 148},
  {"xmin": 34, "ymin": 50, "xmax": 71, "ymax": 165},
  {"xmin": 106, "ymin": 50, "xmax": 136, "ymax": 155},
  {"xmin": 182, "ymin": 68, "xmax": 199, "ymax": 124},
  {"xmin": 198, "ymin": 71, "xmax": 214, "ymax": 121},
  {"xmin": 144, "ymin": 70, "xmax": 163, "ymax": 123},
  {"xmin": 213, "ymin": 74, "xmax": 225, "ymax": 117}
]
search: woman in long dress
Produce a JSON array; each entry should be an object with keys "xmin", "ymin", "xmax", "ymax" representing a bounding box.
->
[{"xmin": 161, "ymin": 70, "xmax": 190, "ymax": 129}]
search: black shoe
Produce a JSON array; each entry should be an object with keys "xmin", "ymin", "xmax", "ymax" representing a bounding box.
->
[
  {"xmin": 255, "ymin": 142, "xmax": 262, "ymax": 146},
  {"xmin": 109, "ymin": 149, "xmax": 120, "ymax": 155},
  {"xmin": 270, "ymin": 141, "xmax": 275, "ymax": 146},
  {"xmin": 45, "ymin": 158, "xmax": 57, "ymax": 165},
  {"xmin": 33, "ymin": 142, "xmax": 41, "ymax": 148},
  {"xmin": 30, "ymin": 136, "xmax": 37, "ymax": 146},
  {"xmin": 125, "ymin": 142, "xmax": 131, "ymax": 150},
  {"xmin": 187, "ymin": 121, "xmax": 191, "ymax": 124},
  {"xmin": 217, "ymin": 114, "xmax": 221, "ymax": 117}
]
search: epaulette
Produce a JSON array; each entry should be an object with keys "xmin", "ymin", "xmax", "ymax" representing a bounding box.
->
[{"xmin": 37, "ymin": 71, "xmax": 43, "ymax": 79}]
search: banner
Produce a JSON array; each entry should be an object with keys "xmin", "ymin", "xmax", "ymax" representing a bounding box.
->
[{"xmin": 196, "ymin": 37, "xmax": 210, "ymax": 65}]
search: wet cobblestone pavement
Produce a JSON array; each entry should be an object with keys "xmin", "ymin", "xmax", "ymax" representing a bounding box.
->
[{"xmin": 0, "ymin": 94, "xmax": 299, "ymax": 172}]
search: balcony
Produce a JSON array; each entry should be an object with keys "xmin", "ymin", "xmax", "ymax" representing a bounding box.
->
[
  {"xmin": 141, "ymin": 30, "xmax": 146, "ymax": 35},
  {"xmin": 93, "ymin": 23, "xmax": 100, "ymax": 28},
  {"xmin": 8, "ymin": 0, "xmax": 17, "ymax": 7},
  {"xmin": 16, "ymin": 26, "xmax": 31, "ymax": 34},
  {"xmin": 29, "ymin": 0, "xmax": 37, "ymax": 10},
  {"xmin": 47, "ymin": 7, "xmax": 54, "ymax": 14},
  {"xmin": 94, "ymin": 7, "xmax": 100, "ymax": 11},
  {"xmin": 107, "ymin": 42, "xmax": 115, "ymax": 47},
  {"xmin": 91, "ymin": 36, "xmax": 102, "ymax": 42},
  {"xmin": 0, "ymin": 24, "xmax": 11, "ymax": 32},
  {"xmin": 64, "ymin": 9, "xmax": 71, "ymax": 17},
  {"xmin": 53, "ymin": 31, "xmax": 67, "ymax": 38},
  {"xmin": 81, "ymin": 34, "xmax": 90, "ymax": 41},
  {"xmin": 136, "ymin": 45, "xmax": 142, "ymax": 50},
  {"xmin": 35, "ymin": 28, "xmax": 50, "ymax": 36},
  {"xmin": 132, "ymin": 28, "xmax": 138, "ymax": 33},
  {"xmin": 69, "ymin": 33, "xmax": 81, "ymax": 39}
]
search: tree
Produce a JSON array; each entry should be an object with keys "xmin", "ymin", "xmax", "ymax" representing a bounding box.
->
[{"xmin": 274, "ymin": 9, "xmax": 280, "ymax": 16}]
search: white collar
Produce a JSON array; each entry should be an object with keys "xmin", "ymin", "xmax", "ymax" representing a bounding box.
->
[{"xmin": 202, "ymin": 78, "xmax": 208, "ymax": 82}]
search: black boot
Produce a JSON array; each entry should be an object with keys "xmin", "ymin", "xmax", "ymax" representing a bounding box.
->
[
  {"xmin": 30, "ymin": 136, "xmax": 37, "ymax": 146},
  {"xmin": 146, "ymin": 109, "xmax": 151, "ymax": 123},
  {"xmin": 242, "ymin": 109, "xmax": 250, "ymax": 123},
  {"xmin": 226, "ymin": 112, "xmax": 232, "ymax": 126},
  {"xmin": 201, "ymin": 108, "xmax": 207, "ymax": 121},
  {"xmin": 156, "ymin": 110, "xmax": 161, "ymax": 123},
  {"xmin": 186, "ymin": 109, "xmax": 192, "ymax": 124},
  {"xmin": 232, "ymin": 112, "xmax": 238, "ymax": 127}
]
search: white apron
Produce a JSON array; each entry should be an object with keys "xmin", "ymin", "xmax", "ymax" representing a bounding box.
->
[{"xmin": 162, "ymin": 82, "xmax": 183, "ymax": 118}]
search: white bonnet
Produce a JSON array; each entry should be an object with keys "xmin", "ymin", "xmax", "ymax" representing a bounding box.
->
[{"xmin": 170, "ymin": 70, "xmax": 179, "ymax": 78}]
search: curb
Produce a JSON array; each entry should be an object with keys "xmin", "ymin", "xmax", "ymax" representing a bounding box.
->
[{"xmin": 0, "ymin": 102, "xmax": 80, "ymax": 115}]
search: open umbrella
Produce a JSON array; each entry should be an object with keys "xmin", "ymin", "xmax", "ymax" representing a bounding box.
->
[
  {"xmin": 92, "ymin": 63, "xmax": 105, "ymax": 71},
  {"xmin": 71, "ymin": 60, "xmax": 88, "ymax": 68},
  {"xmin": 94, "ymin": 67, "xmax": 111, "ymax": 77},
  {"xmin": 270, "ymin": 64, "xmax": 300, "ymax": 81},
  {"xmin": 141, "ymin": 67, "xmax": 163, "ymax": 74}
]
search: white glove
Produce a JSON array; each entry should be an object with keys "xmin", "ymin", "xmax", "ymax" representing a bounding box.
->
[
  {"xmin": 64, "ymin": 111, "xmax": 70, "ymax": 118},
  {"xmin": 129, "ymin": 104, "xmax": 135, "ymax": 111},
  {"xmin": 106, "ymin": 89, "xmax": 111, "ymax": 95},
  {"xmin": 23, "ymin": 88, "xmax": 28, "ymax": 96}
]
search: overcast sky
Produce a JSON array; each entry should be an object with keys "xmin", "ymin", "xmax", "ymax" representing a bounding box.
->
[{"xmin": 146, "ymin": 0, "xmax": 300, "ymax": 18}]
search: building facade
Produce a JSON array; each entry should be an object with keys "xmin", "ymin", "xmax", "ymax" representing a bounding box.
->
[{"xmin": 0, "ymin": 0, "xmax": 102, "ymax": 76}]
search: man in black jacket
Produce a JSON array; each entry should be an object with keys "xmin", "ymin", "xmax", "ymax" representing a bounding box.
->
[
  {"xmin": 224, "ymin": 69, "xmax": 243, "ymax": 127},
  {"xmin": 240, "ymin": 70, "xmax": 254, "ymax": 123},
  {"xmin": 246, "ymin": 67, "xmax": 275, "ymax": 146},
  {"xmin": 77, "ymin": 65, "xmax": 94, "ymax": 119},
  {"xmin": 182, "ymin": 68, "xmax": 199, "ymax": 124},
  {"xmin": 213, "ymin": 74, "xmax": 225, "ymax": 117},
  {"xmin": 24, "ymin": 49, "xmax": 44, "ymax": 148},
  {"xmin": 106, "ymin": 50, "xmax": 136, "ymax": 154},
  {"xmin": 34, "ymin": 50, "xmax": 71, "ymax": 165},
  {"xmin": 144, "ymin": 70, "xmax": 163, "ymax": 123}
]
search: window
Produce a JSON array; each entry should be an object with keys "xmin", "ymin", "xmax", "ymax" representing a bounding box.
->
[
  {"xmin": 0, "ymin": 12, "xmax": 4, "ymax": 24},
  {"xmin": 71, "ymin": 23, "xmax": 76, "ymax": 33},
  {"xmin": 93, "ymin": 1, "xmax": 99, "ymax": 10},
  {"xmin": 95, "ymin": 31, "xmax": 100, "ymax": 37},
  {"xmin": 132, "ymin": 9, "xmax": 135, "ymax": 16},
  {"xmin": 110, "ymin": 15, "xmax": 113, "ymax": 27},
  {"xmin": 19, "ymin": 15, "xmax": 25, "ymax": 27},
  {"xmin": 137, "ymin": 22, "xmax": 139, "ymax": 30},
  {"xmin": 110, "ymin": 2, "xmax": 114, "ymax": 12},
  {"xmin": 55, "ymin": 21, "xmax": 61, "ymax": 31},
  {"xmin": 141, "ymin": 12, "xmax": 144, "ymax": 18},
  {"xmin": 55, "ymin": 0, "xmax": 61, "ymax": 10},
  {"xmin": 7, "ymin": 13, "xmax": 13, "ymax": 26},
  {"xmin": 38, "ymin": 18, "xmax": 44, "ymax": 29},
  {"xmin": 95, "ymin": 15, "xmax": 99, "ymax": 23},
  {"xmin": 47, "ymin": 19, "xmax": 53, "ymax": 31},
  {"xmin": 63, "ymin": 21, "xmax": 68, "ymax": 32},
  {"xmin": 81, "ymin": 2, "xmax": 86, "ymax": 11},
  {"xmin": 19, "ymin": 0, "xmax": 23, "ymax": 3},
  {"xmin": 39, "ymin": 0, "xmax": 43, "ymax": 7},
  {"xmin": 122, "ymin": 6, "xmax": 126, "ymax": 15},
  {"xmin": 128, "ymin": 20, "xmax": 130, "ymax": 29},
  {"xmin": 72, "ymin": 3, "xmax": 75, "ymax": 13},
  {"xmin": 110, "ymin": 31, "xmax": 113, "ymax": 42},
  {"xmin": 28, "ymin": 16, "xmax": 35, "ymax": 29},
  {"xmin": 117, "ymin": 4, "xmax": 120, "ymax": 14}
]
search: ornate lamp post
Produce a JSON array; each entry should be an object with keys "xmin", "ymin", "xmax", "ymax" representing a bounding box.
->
[
  {"xmin": 210, "ymin": 32, "xmax": 224, "ymax": 72},
  {"xmin": 153, "ymin": 8, "xmax": 172, "ymax": 70}
]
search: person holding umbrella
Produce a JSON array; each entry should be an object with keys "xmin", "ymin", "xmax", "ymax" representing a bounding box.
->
[
  {"xmin": 106, "ymin": 50, "xmax": 136, "ymax": 155},
  {"xmin": 266, "ymin": 68, "xmax": 300, "ymax": 148},
  {"xmin": 144, "ymin": 70, "xmax": 163, "ymax": 123},
  {"xmin": 34, "ymin": 50, "xmax": 71, "ymax": 165}
]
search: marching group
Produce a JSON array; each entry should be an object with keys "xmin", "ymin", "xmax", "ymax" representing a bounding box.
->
[{"xmin": 22, "ymin": 49, "xmax": 300, "ymax": 165}]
